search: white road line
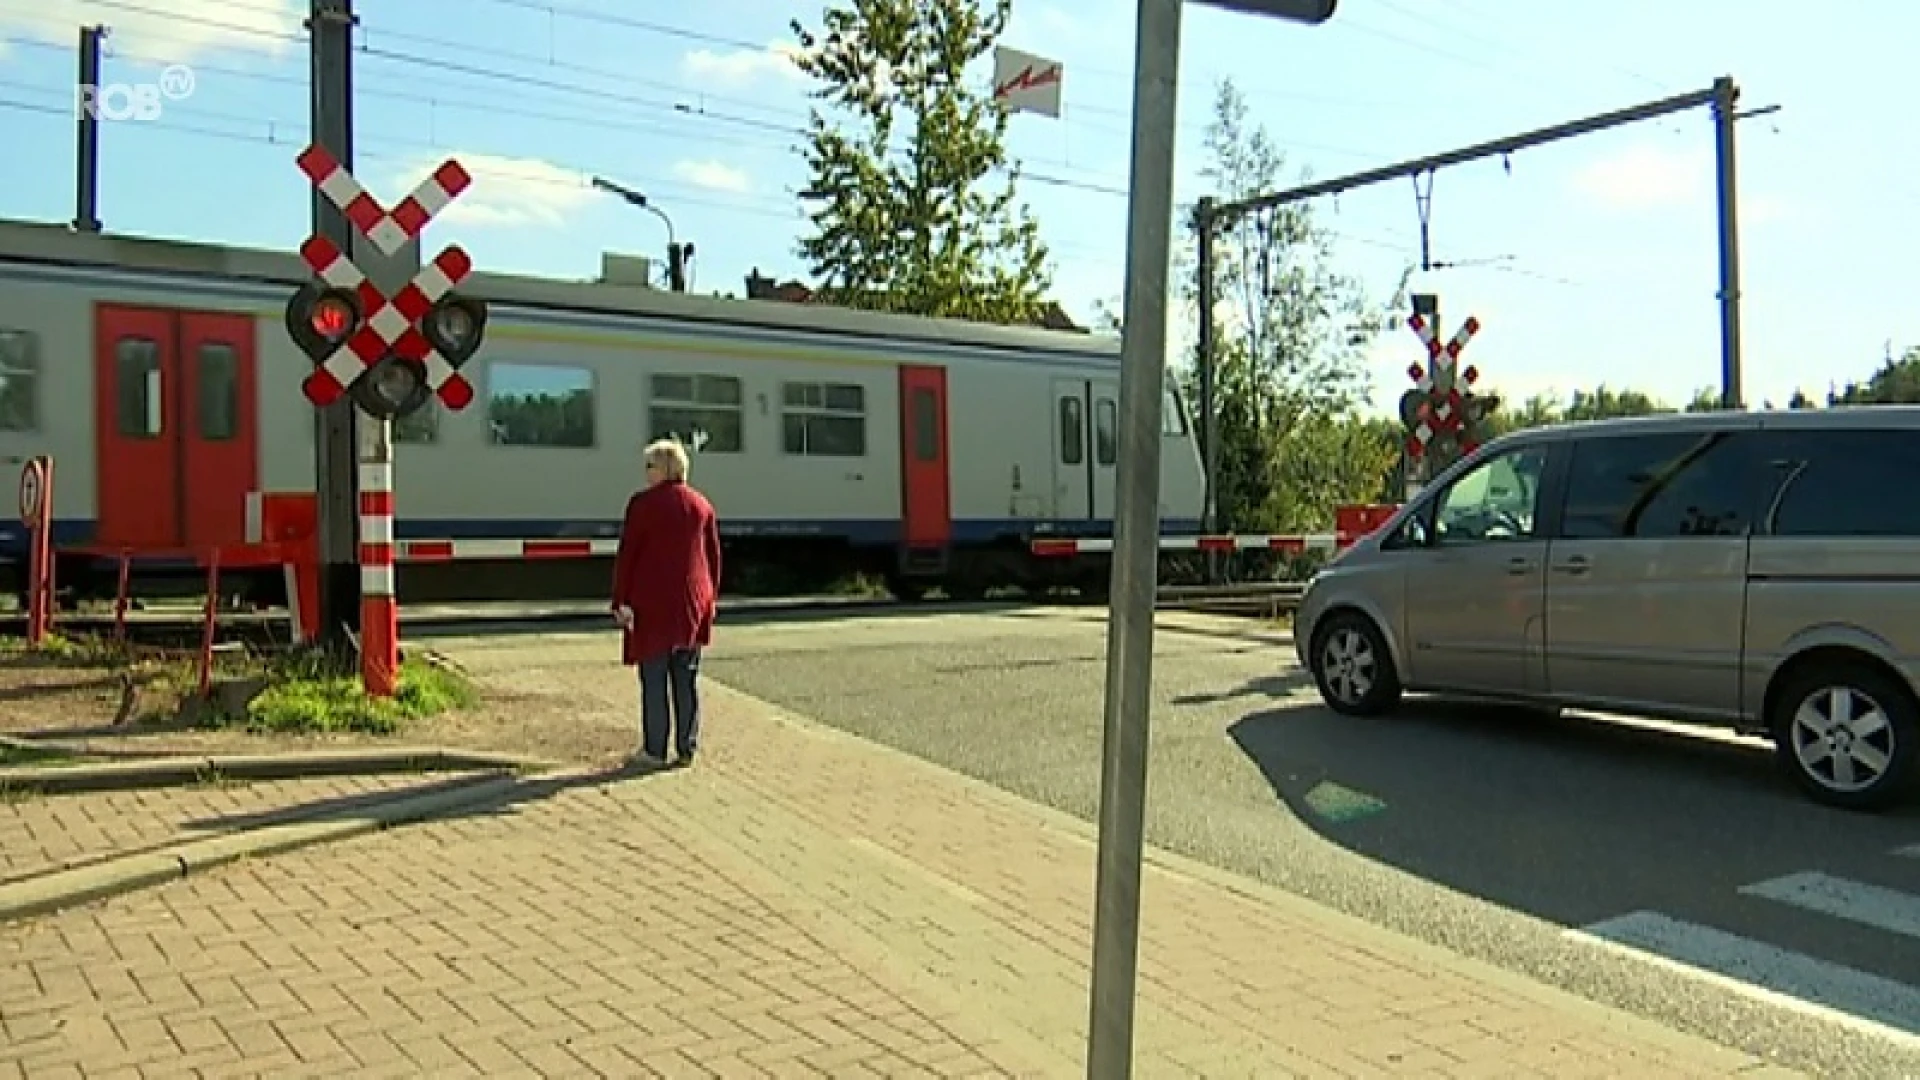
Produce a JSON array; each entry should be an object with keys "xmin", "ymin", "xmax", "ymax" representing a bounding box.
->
[
  {"xmin": 1740, "ymin": 871, "xmax": 1920, "ymax": 943},
  {"xmin": 1895, "ymin": 844, "xmax": 1920, "ymax": 860},
  {"xmin": 1565, "ymin": 911, "xmax": 1920, "ymax": 1048}
]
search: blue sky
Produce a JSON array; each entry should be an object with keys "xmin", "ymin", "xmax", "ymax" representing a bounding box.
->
[{"xmin": 1, "ymin": 0, "xmax": 1914, "ymax": 415}]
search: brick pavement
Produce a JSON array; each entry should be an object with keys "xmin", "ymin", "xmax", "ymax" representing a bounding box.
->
[
  {"xmin": 0, "ymin": 773, "xmax": 459, "ymax": 886},
  {"xmin": 0, "ymin": 642, "xmax": 1794, "ymax": 1077}
]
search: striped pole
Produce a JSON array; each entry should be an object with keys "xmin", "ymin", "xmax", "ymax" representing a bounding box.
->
[{"xmin": 358, "ymin": 423, "xmax": 398, "ymax": 697}]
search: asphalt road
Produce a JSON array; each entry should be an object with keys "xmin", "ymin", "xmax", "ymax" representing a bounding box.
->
[{"xmin": 700, "ymin": 604, "xmax": 1920, "ymax": 1080}]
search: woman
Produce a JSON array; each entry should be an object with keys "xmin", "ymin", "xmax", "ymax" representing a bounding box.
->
[{"xmin": 610, "ymin": 438, "xmax": 722, "ymax": 767}]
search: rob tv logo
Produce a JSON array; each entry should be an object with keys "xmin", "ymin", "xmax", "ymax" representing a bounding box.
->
[{"xmin": 75, "ymin": 64, "xmax": 195, "ymax": 122}]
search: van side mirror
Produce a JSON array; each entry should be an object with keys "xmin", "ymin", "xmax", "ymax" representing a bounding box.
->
[{"xmin": 1384, "ymin": 516, "xmax": 1429, "ymax": 550}]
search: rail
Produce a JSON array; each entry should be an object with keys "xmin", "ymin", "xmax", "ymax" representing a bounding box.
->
[{"xmin": 1155, "ymin": 581, "xmax": 1306, "ymax": 618}]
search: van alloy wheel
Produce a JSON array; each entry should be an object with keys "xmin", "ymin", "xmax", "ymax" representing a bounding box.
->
[
  {"xmin": 1321, "ymin": 628, "xmax": 1377, "ymax": 706},
  {"xmin": 1788, "ymin": 685, "xmax": 1896, "ymax": 795},
  {"xmin": 1769, "ymin": 661, "xmax": 1919, "ymax": 811},
  {"xmin": 1309, "ymin": 611, "xmax": 1402, "ymax": 717}
]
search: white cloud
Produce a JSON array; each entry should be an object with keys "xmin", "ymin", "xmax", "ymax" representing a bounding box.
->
[
  {"xmin": 681, "ymin": 41, "xmax": 807, "ymax": 89},
  {"xmin": 1570, "ymin": 144, "xmax": 1709, "ymax": 209},
  {"xmin": 1569, "ymin": 143, "xmax": 1794, "ymax": 230},
  {"xmin": 671, "ymin": 159, "xmax": 752, "ymax": 195},
  {"xmin": 389, "ymin": 152, "xmax": 594, "ymax": 229},
  {"xmin": 0, "ymin": 0, "xmax": 301, "ymax": 63}
]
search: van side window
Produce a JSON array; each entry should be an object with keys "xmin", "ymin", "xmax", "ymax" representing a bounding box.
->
[
  {"xmin": 1761, "ymin": 429, "xmax": 1920, "ymax": 537},
  {"xmin": 1432, "ymin": 446, "xmax": 1549, "ymax": 545},
  {"xmin": 1559, "ymin": 432, "xmax": 1760, "ymax": 539}
]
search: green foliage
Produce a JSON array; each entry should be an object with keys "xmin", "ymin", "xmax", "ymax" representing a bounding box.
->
[
  {"xmin": 790, "ymin": 0, "xmax": 1051, "ymax": 325},
  {"xmin": 1829, "ymin": 346, "xmax": 1920, "ymax": 404},
  {"xmin": 0, "ymin": 742, "xmax": 79, "ymax": 768},
  {"xmin": 1178, "ymin": 77, "xmax": 1409, "ymax": 532},
  {"xmin": 241, "ymin": 655, "xmax": 476, "ymax": 735}
]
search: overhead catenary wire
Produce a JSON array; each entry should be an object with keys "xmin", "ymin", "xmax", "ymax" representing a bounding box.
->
[{"xmin": 0, "ymin": 0, "xmax": 1651, "ymax": 287}]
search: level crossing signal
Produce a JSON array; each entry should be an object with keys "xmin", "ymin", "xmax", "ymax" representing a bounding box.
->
[{"xmin": 289, "ymin": 146, "xmax": 489, "ymax": 420}]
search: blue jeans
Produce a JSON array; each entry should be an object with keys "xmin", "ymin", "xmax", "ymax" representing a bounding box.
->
[{"xmin": 638, "ymin": 648, "xmax": 701, "ymax": 760}]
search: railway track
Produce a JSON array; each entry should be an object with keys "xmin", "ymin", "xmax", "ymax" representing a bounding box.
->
[{"xmin": 0, "ymin": 584, "xmax": 1304, "ymax": 651}]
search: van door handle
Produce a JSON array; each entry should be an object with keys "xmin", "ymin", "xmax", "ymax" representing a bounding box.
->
[
  {"xmin": 1551, "ymin": 555, "xmax": 1591, "ymax": 575},
  {"xmin": 1506, "ymin": 556, "xmax": 1532, "ymax": 576}
]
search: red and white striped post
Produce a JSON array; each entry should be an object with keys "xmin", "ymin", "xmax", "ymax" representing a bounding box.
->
[{"xmin": 357, "ymin": 434, "xmax": 397, "ymax": 696}]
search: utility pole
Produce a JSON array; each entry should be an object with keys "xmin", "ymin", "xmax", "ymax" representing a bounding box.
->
[
  {"xmin": 1092, "ymin": 6, "xmax": 1335, "ymax": 1075},
  {"xmin": 1191, "ymin": 78, "xmax": 1768, "ymax": 464},
  {"xmin": 308, "ymin": 0, "xmax": 360, "ymax": 654},
  {"xmin": 1195, "ymin": 195, "xmax": 1217, "ymax": 535},
  {"xmin": 1409, "ymin": 292, "xmax": 1436, "ymax": 494},
  {"xmin": 72, "ymin": 25, "xmax": 104, "ymax": 233},
  {"xmin": 1194, "ymin": 196, "xmax": 1221, "ymax": 582},
  {"xmin": 1712, "ymin": 75, "xmax": 1743, "ymax": 409}
]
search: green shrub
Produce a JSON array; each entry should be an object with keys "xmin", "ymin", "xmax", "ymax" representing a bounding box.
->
[{"xmin": 243, "ymin": 657, "xmax": 476, "ymax": 735}]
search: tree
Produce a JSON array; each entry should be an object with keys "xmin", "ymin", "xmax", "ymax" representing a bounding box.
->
[
  {"xmin": 1179, "ymin": 77, "xmax": 1410, "ymax": 533},
  {"xmin": 1830, "ymin": 346, "xmax": 1920, "ymax": 404},
  {"xmin": 789, "ymin": 0, "xmax": 1050, "ymax": 325}
]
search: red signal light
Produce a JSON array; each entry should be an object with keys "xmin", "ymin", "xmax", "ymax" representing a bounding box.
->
[{"xmin": 310, "ymin": 296, "xmax": 353, "ymax": 339}]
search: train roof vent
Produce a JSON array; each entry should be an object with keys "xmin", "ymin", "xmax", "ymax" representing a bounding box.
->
[{"xmin": 598, "ymin": 252, "xmax": 655, "ymax": 288}]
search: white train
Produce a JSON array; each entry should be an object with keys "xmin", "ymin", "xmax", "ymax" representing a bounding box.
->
[{"xmin": 0, "ymin": 217, "xmax": 1206, "ymax": 604}]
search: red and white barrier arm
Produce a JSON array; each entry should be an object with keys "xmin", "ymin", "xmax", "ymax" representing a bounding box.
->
[{"xmin": 1030, "ymin": 533, "xmax": 1351, "ymax": 557}]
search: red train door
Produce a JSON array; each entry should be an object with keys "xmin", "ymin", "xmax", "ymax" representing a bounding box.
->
[
  {"xmin": 898, "ymin": 364, "xmax": 951, "ymax": 551},
  {"xmin": 94, "ymin": 305, "xmax": 258, "ymax": 553}
]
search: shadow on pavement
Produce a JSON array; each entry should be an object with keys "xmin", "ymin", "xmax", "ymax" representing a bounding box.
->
[
  {"xmin": 181, "ymin": 758, "xmax": 678, "ymax": 833},
  {"xmin": 1173, "ymin": 669, "xmax": 1313, "ymax": 706},
  {"xmin": 1227, "ymin": 697, "xmax": 1920, "ymax": 931}
]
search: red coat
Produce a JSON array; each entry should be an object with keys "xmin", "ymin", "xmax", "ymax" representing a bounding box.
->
[{"xmin": 610, "ymin": 479, "xmax": 722, "ymax": 665}]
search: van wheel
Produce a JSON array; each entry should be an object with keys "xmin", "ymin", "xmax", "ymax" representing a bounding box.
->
[
  {"xmin": 1768, "ymin": 662, "xmax": 1919, "ymax": 811},
  {"xmin": 1309, "ymin": 611, "xmax": 1402, "ymax": 717}
]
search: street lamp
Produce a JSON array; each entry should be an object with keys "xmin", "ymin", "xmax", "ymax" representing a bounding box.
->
[
  {"xmin": 590, "ymin": 175, "xmax": 694, "ymax": 292},
  {"xmin": 1088, "ymin": 1, "xmax": 1335, "ymax": 1077}
]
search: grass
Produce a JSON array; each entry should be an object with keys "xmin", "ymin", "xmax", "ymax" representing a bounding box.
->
[
  {"xmin": 241, "ymin": 653, "xmax": 476, "ymax": 735},
  {"xmin": 0, "ymin": 630, "xmax": 479, "ymax": 737},
  {"xmin": 0, "ymin": 742, "xmax": 80, "ymax": 768}
]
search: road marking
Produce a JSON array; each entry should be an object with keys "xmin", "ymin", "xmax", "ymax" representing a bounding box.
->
[
  {"xmin": 1566, "ymin": 911, "xmax": 1920, "ymax": 1048},
  {"xmin": 1895, "ymin": 844, "xmax": 1920, "ymax": 860},
  {"xmin": 1301, "ymin": 781, "xmax": 1386, "ymax": 824},
  {"xmin": 1740, "ymin": 871, "xmax": 1920, "ymax": 943}
]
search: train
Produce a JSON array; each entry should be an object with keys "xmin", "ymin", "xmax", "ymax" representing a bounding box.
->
[{"xmin": 0, "ymin": 217, "xmax": 1206, "ymax": 606}]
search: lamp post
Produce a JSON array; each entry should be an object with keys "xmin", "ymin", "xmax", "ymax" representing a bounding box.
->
[
  {"xmin": 590, "ymin": 175, "xmax": 691, "ymax": 292},
  {"xmin": 1088, "ymin": 1, "xmax": 1335, "ymax": 1077}
]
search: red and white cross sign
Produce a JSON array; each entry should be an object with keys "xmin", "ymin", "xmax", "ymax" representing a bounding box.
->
[
  {"xmin": 1407, "ymin": 312, "xmax": 1481, "ymax": 389},
  {"xmin": 297, "ymin": 239, "xmax": 477, "ymax": 408},
  {"xmin": 294, "ymin": 145, "xmax": 479, "ymax": 410},
  {"xmin": 297, "ymin": 146, "xmax": 471, "ymax": 256}
]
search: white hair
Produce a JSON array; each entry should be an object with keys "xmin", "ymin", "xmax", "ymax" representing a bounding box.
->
[{"xmin": 644, "ymin": 438, "xmax": 689, "ymax": 482}]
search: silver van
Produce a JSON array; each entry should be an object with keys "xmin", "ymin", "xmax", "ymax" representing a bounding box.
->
[{"xmin": 1293, "ymin": 406, "xmax": 1920, "ymax": 810}]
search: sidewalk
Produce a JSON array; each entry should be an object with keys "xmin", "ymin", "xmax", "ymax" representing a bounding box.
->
[
  {"xmin": 1, "ymin": 662, "xmax": 1793, "ymax": 1076},
  {"xmin": 0, "ymin": 772, "xmax": 461, "ymax": 886}
]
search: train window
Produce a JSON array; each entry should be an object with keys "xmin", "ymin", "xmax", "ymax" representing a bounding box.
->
[
  {"xmin": 1059, "ymin": 397, "xmax": 1084, "ymax": 465},
  {"xmin": 0, "ymin": 329, "xmax": 38, "ymax": 432},
  {"xmin": 1162, "ymin": 386, "xmax": 1189, "ymax": 437},
  {"xmin": 650, "ymin": 373, "xmax": 742, "ymax": 453},
  {"xmin": 116, "ymin": 338, "xmax": 163, "ymax": 439},
  {"xmin": 781, "ymin": 381, "xmax": 866, "ymax": 457},
  {"xmin": 196, "ymin": 343, "xmax": 239, "ymax": 441},
  {"xmin": 911, "ymin": 388, "xmax": 939, "ymax": 462},
  {"xmin": 1095, "ymin": 398, "xmax": 1118, "ymax": 466},
  {"xmin": 486, "ymin": 362, "xmax": 595, "ymax": 448},
  {"xmin": 395, "ymin": 401, "xmax": 438, "ymax": 445}
]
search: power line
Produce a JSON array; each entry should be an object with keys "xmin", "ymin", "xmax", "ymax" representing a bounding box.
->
[{"xmin": 0, "ymin": 94, "xmax": 1146, "ymax": 273}]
